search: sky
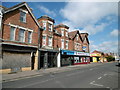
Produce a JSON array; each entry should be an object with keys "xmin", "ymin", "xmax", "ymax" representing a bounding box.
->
[{"xmin": 2, "ymin": 1, "xmax": 119, "ymax": 53}]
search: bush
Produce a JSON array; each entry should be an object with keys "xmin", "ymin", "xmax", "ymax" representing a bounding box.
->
[{"xmin": 106, "ymin": 55, "xmax": 115, "ymax": 62}]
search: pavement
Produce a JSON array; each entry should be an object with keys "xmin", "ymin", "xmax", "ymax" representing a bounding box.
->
[{"xmin": 1, "ymin": 62, "xmax": 109, "ymax": 82}]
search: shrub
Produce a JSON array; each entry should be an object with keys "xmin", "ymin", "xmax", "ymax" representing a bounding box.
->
[{"xmin": 106, "ymin": 55, "xmax": 115, "ymax": 62}]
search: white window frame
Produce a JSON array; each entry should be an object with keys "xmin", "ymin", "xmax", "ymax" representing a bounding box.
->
[
  {"xmin": 65, "ymin": 40, "xmax": 69, "ymax": 49},
  {"xmin": 66, "ymin": 32, "xmax": 68, "ymax": 37},
  {"xmin": 42, "ymin": 36, "xmax": 46, "ymax": 46},
  {"xmin": 28, "ymin": 31, "xmax": 32, "ymax": 43},
  {"xmin": 61, "ymin": 39, "xmax": 64, "ymax": 49},
  {"xmin": 61, "ymin": 29, "xmax": 64, "ymax": 36},
  {"xmin": 43, "ymin": 22, "xmax": 46, "ymax": 30},
  {"xmin": 48, "ymin": 23, "xmax": 52, "ymax": 32},
  {"xmin": 10, "ymin": 26, "xmax": 16, "ymax": 41},
  {"xmin": 48, "ymin": 37, "xmax": 52, "ymax": 47},
  {"xmin": 19, "ymin": 28, "xmax": 25, "ymax": 42},
  {"xmin": 20, "ymin": 10, "xmax": 27, "ymax": 23}
]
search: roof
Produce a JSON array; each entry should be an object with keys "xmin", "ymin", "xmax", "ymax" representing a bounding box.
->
[
  {"xmin": 38, "ymin": 15, "xmax": 55, "ymax": 23},
  {"xmin": 80, "ymin": 33, "xmax": 89, "ymax": 44},
  {"xmin": 3, "ymin": 2, "xmax": 41, "ymax": 29},
  {"xmin": 92, "ymin": 50, "xmax": 102, "ymax": 53},
  {"xmin": 0, "ymin": 5, "xmax": 8, "ymax": 10},
  {"xmin": 54, "ymin": 23, "xmax": 69, "ymax": 29},
  {"xmin": 69, "ymin": 31, "xmax": 78, "ymax": 39}
]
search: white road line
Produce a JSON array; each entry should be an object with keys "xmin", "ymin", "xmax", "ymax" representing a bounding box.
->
[
  {"xmin": 92, "ymin": 83, "xmax": 103, "ymax": 87},
  {"xmin": 90, "ymin": 81, "xmax": 95, "ymax": 84},
  {"xmin": 90, "ymin": 80, "xmax": 103, "ymax": 87},
  {"xmin": 90, "ymin": 69, "xmax": 93, "ymax": 70},
  {"xmin": 98, "ymin": 77, "xmax": 102, "ymax": 80},
  {"xmin": 104, "ymin": 74, "xmax": 107, "ymax": 76}
]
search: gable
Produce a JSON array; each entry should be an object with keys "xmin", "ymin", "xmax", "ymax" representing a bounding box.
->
[
  {"xmin": 73, "ymin": 31, "xmax": 83, "ymax": 43},
  {"xmin": 83, "ymin": 36, "xmax": 89, "ymax": 44},
  {"xmin": 4, "ymin": 2, "xmax": 40, "ymax": 28}
]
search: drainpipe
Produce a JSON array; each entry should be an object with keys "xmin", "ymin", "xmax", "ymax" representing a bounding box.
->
[{"xmin": 38, "ymin": 27, "xmax": 43, "ymax": 70}]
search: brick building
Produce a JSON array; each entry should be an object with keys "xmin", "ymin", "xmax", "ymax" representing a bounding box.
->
[
  {"xmin": 1, "ymin": 2, "xmax": 41, "ymax": 73},
  {"xmin": 1, "ymin": 2, "xmax": 90, "ymax": 73},
  {"xmin": 54, "ymin": 24, "xmax": 90, "ymax": 66},
  {"xmin": 37, "ymin": 15, "xmax": 59, "ymax": 69}
]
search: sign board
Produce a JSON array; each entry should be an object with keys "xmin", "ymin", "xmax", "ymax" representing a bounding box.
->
[
  {"xmin": 90, "ymin": 53, "xmax": 101, "ymax": 57},
  {"xmin": 61, "ymin": 50, "xmax": 74, "ymax": 55},
  {"xmin": 61, "ymin": 50, "xmax": 90, "ymax": 56},
  {"xmin": 74, "ymin": 51, "xmax": 90, "ymax": 56}
]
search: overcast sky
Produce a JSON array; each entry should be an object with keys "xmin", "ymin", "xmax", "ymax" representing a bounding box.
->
[{"xmin": 2, "ymin": 1, "xmax": 118, "ymax": 53}]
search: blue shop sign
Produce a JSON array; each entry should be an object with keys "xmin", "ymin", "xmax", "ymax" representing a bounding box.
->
[
  {"xmin": 82, "ymin": 46, "xmax": 86, "ymax": 48},
  {"xmin": 61, "ymin": 50, "xmax": 74, "ymax": 55}
]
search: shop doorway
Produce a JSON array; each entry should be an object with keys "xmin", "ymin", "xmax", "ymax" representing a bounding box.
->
[{"xmin": 31, "ymin": 52, "xmax": 35, "ymax": 70}]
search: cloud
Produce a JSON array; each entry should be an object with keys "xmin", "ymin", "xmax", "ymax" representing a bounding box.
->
[
  {"xmin": 82, "ymin": 23, "xmax": 108, "ymax": 35},
  {"xmin": 110, "ymin": 29, "xmax": 119, "ymax": 37},
  {"xmin": 37, "ymin": 5, "xmax": 56, "ymax": 17},
  {"xmin": 90, "ymin": 41, "xmax": 118, "ymax": 53},
  {"xmin": 60, "ymin": 2, "xmax": 118, "ymax": 34}
]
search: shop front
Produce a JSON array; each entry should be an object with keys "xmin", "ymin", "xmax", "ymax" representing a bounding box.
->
[
  {"xmin": 61, "ymin": 50, "xmax": 90, "ymax": 66},
  {"xmin": 39, "ymin": 49, "xmax": 59, "ymax": 69}
]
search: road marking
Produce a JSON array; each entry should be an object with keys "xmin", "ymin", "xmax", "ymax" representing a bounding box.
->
[
  {"xmin": 90, "ymin": 69, "xmax": 93, "ymax": 70},
  {"xmin": 92, "ymin": 83, "xmax": 103, "ymax": 87},
  {"xmin": 90, "ymin": 81, "xmax": 95, "ymax": 84},
  {"xmin": 98, "ymin": 77, "xmax": 102, "ymax": 80},
  {"xmin": 90, "ymin": 80, "xmax": 103, "ymax": 87},
  {"xmin": 104, "ymin": 74, "xmax": 107, "ymax": 76}
]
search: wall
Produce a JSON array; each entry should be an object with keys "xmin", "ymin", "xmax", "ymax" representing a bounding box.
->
[
  {"xmin": 2, "ymin": 6, "xmax": 39, "ymax": 46},
  {"xmin": 2, "ymin": 51, "xmax": 31, "ymax": 70}
]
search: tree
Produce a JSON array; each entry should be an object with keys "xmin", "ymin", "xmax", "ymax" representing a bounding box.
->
[{"xmin": 106, "ymin": 55, "xmax": 115, "ymax": 62}]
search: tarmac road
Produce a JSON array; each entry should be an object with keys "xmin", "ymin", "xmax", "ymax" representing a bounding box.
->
[{"xmin": 2, "ymin": 62, "xmax": 119, "ymax": 89}]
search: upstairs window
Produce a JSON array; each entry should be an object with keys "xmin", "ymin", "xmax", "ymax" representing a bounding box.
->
[
  {"xmin": 65, "ymin": 40, "xmax": 69, "ymax": 49},
  {"xmin": 66, "ymin": 32, "xmax": 68, "ymax": 37},
  {"xmin": 48, "ymin": 37, "xmax": 52, "ymax": 46},
  {"xmin": 19, "ymin": 29, "xmax": 25, "ymax": 42},
  {"xmin": 28, "ymin": 31, "xmax": 32, "ymax": 43},
  {"xmin": 42, "ymin": 36, "xmax": 46, "ymax": 46},
  {"xmin": 48, "ymin": 23, "xmax": 52, "ymax": 31},
  {"xmin": 20, "ymin": 11, "xmax": 26, "ymax": 23},
  {"xmin": 61, "ymin": 39, "xmax": 64, "ymax": 49},
  {"xmin": 43, "ymin": 22, "xmax": 46, "ymax": 30},
  {"xmin": 61, "ymin": 29, "xmax": 64, "ymax": 36},
  {"xmin": 10, "ymin": 26, "xmax": 16, "ymax": 41}
]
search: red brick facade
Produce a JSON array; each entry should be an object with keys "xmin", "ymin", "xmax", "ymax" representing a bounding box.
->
[
  {"xmin": 37, "ymin": 15, "xmax": 89, "ymax": 52},
  {"xmin": 2, "ymin": 4, "xmax": 40, "ymax": 47},
  {"xmin": 37, "ymin": 15, "xmax": 54, "ymax": 49}
]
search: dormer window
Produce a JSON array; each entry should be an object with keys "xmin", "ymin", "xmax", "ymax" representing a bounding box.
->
[
  {"xmin": 19, "ymin": 9, "xmax": 28, "ymax": 23},
  {"xmin": 20, "ymin": 11, "xmax": 26, "ymax": 23}
]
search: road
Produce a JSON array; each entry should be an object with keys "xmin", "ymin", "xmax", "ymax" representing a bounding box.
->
[{"xmin": 2, "ymin": 62, "xmax": 119, "ymax": 89}]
